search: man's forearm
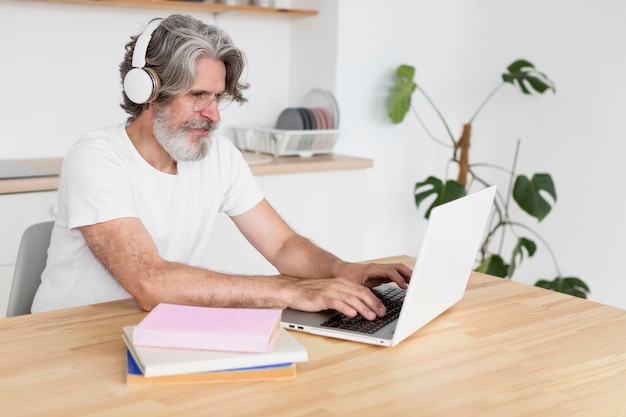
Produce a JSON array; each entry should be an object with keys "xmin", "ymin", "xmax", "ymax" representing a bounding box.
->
[
  {"xmin": 270, "ymin": 234, "xmax": 346, "ymax": 280},
  {"xmin": 119, "ymin": 254, "xmax": 303, "ymax": 311}
]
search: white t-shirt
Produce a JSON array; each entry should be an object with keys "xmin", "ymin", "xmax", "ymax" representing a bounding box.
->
[{"xmin": 31, "ymin": 123, "xmax": 264, "ymax": 313}]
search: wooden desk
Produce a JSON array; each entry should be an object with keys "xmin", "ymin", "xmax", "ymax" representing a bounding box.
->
[{"xmin": 2, "ymin": 255, "xmax": 626, "ymax": 416}]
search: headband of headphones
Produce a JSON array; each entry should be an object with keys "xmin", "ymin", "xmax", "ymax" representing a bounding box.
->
[
  {"xmin": 123, "ymin": 18, "xmax": 163, "ymax": 104},
  {"xmin": 131, "ymin": 18, "xmax": 162, "ymax": 68}
]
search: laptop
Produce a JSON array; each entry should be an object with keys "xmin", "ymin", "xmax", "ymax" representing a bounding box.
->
[{"xmin": 281, "ymin": 185, "xmax": 496, "ymax": 347}]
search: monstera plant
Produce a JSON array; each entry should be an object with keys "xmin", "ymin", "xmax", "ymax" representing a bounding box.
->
[{"xmin": 389, "ymin": 59, "xmax": 590, "ymax": 298}]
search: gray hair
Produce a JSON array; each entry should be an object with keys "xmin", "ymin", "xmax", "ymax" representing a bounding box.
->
[{"xmin": 119, "ymin": 14, "xmax": 248, "ymax": 117}]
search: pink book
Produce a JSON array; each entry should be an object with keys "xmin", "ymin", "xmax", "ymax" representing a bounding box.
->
[{"xmin": 133, "ymin": 304, "xmax": 283, "ymax": 353}]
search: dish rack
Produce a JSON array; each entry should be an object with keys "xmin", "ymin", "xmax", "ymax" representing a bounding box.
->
[{"xmin": 231, "ymin": 127, "xmax": 342, "ymax": 157}]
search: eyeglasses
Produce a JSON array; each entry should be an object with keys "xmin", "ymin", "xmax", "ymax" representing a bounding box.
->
[{"xmin": 188, "ymin": 92, "xmax": 234, "ymax": 112}]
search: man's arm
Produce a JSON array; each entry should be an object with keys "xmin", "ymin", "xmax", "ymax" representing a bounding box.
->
[
  {"xmin": 80, "ymin": 199, "xmax": 411, "ymax": 319},
  {"xmin": 231, "ymin": 199, "xmax": 413, "ymax": 317},
  {"xmin": 80, "ymin": 216, "xmax": 291, "ymax": 311}
]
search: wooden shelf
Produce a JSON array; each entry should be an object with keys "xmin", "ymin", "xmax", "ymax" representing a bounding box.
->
[
  {"xmin": 25, "ymin": 0, "xmax": 318, "ymax": 16},
  {"xmin": 0, "ymin": 155, "xmax": 373, "ymax": 194}
]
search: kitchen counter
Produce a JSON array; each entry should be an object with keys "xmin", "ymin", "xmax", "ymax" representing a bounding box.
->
[
  {"xmin": 0, "ymin": 159, "xmax": 62, "ymax": 195},
  {"xmin": 0, "ymin": 154, "xmax": 373, "ymax": 195}
]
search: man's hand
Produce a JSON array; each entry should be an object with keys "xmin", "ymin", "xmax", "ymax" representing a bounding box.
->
[
  {"xmin": 283, "ymin": 262, "xmax": 412, "ymax": 320},
  {"xmin": 335, "ymin": 262, "xmax": 413, "ymax": 289}
]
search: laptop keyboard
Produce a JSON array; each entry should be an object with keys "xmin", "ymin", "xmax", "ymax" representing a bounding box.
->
[{"xmin": 320, "ymin": 286, "xmax": 406, "ymax": 334}]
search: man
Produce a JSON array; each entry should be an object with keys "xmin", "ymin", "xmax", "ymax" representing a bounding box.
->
[{"xmin": 31, "ymin": 14, "xmax": 411, "ymax": 319}]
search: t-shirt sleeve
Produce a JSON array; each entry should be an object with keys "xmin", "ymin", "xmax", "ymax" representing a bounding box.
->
[
  {"xmin": 216, "ymin": 138, "xmax": 264, "ymax": 217},
  {"xmin": 61, "ymin": 133, "xmax": 138, "ymax": 230}
]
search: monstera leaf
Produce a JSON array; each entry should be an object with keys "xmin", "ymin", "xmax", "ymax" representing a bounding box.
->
[
  {"xmin": 476, "ymin": 254, "xmax": 508, "ymax": 278},
  {"xmin": 513, "ymin": 173, "xmax": 557, "ymax": 221},
  {"xmin": 507, "ymin": 237, "xmax": 537, "ymax": 278},
  {"xmin": 414, "ymin": 176, "xmax": 467, "ymax": 219},
  {"xmin": 535, "ymin": 276, "xmax": 590, "ymax": 298},
  {"xmin": 389, "ymin": 65, "xmax": 417, "ymax": 124},
  {"xmin": 502, "ymin": 59, "xmax": 556, "ymax": 95},
  {"xmin": 475, "ymin": 237, "xmax": 536, "ymax": 279}
]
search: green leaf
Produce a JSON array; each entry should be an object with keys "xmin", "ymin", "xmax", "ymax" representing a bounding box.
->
[
  {"xmin": 414, "ymin": 177, "xmax": 467, "ymax": 219},
  {"xmin": 476, "ymin": 255, "xmax": 509, "ymax": 278},
  {"xmin": 389, "ymin": 65, "xmax": 417, "ymax": 124},
  {"xmin": 513, "ymin": 173, "xmax": 557, "ymax": 221},
  {"xmin": 501, "ymin": 59, "xmax": 555, "ymax": 95},
  {"xmin": 525, "ymin": 75, "xmax": 553, "ymax": 94},
  {"xmin": 507, "ymin": 237, "xmax": 537, "ymax": 277},
  {"xmin": 534, "ymin": 276, "xmax": 590, "ymax": 299},
  {"xmin": 564, "ymin": 277, "xmax": 590, "ymax": 292}
]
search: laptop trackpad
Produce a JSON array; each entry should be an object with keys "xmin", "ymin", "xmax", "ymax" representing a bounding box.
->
[{"xmin": 282, "ymin": 308, "xmax": 337, "ymax": 328}]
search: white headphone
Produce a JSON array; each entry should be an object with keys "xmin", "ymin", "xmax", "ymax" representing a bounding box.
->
[{"xmin": 123, "ymin": 19, "xmax": 163, "ymax": 104}]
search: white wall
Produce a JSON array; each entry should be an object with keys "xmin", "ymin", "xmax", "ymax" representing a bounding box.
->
[
  {"xmin": 2, "ymin": 0, "xmax": 626, "ymax": 310},
  {"xmin": 0, "ymin": 0, "xmax": 294, "ymax": 158},
  {"xmin": 332, "ymin": 0, "xmax": 626, "ymax": 309}
]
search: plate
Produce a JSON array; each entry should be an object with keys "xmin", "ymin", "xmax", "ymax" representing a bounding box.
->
[
  {"xmin": 309, "ymin": 108, "xmax": 323, "ymax": 130},
  {"xmin": 296, "ymin": 108, "xmax": 312, "ymax": 130},
  {"xmin": 304, "ymin": 107, "xmax": 318, "ymax": 130},
  {"xmin": 302, "ymin": 88, "xmax": 340, "ymax": 129},
  {"xmin": 275, "ymin": 108, "xmax": 304, "ymax": 130},
  {"xmin": 311, "ymin": 107, "xmax": 327, "ymax": 130}
]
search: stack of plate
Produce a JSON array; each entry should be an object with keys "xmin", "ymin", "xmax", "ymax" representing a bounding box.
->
[
  {"xmin": 231, "ymin": 89, "xmax": 342, "ymax": 158},
  {"xmin": 275, "ymin": 88, "xmax": 340, "ymax": 130}
]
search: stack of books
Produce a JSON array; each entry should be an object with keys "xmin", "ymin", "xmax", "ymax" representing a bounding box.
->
[{"xmin": 123, "ymin": 303, "xmax": 308, "ymax": 385}]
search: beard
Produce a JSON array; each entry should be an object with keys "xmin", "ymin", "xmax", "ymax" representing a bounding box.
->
[{"xmin": 152, "ymin": 105, "xmax": 218, "ymax": 161}]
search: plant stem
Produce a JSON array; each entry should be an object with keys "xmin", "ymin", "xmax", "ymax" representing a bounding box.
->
[
  {"xmin": 507, "ymin": 221, "xmax": 564, "ymax": 278},
  {"xmin": 498, "ymin": 139, "xmax": 521, "ymax": 254},
  {"xmin": 469, "ymin": 82, "xmax": 505, "ymax": 124},
  {"xmin": 469, "ymin": 162, "xmax": 513, "ymax": 175},
  {"xmin": 416, "ymin": 88, "xmax": 456, "ymax": 146},
  {"xmin": 506, "ymin": 140, "xmax": 521, "ymax": 214},
  {"xmin": 410, "ymin": 106, "xmax": 451, "ymax": 147},
  {"xmin": 456, "ymin": 124, "xmax": 471, "ymax": 186}
]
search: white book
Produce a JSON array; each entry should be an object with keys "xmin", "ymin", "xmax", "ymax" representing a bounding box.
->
[{"xmin": 123, "ymin": 326, "xmax": 308, "ymax": 378}]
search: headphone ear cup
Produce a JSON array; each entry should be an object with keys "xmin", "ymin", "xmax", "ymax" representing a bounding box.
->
[{"xmin": 123, "ymin": 67, "xmax": 161, "ymax": 104}]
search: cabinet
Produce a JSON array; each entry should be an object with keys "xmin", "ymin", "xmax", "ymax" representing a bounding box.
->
[{"xmin": 0, "ymin": 191, "xmax": 57, "ymax": 318}]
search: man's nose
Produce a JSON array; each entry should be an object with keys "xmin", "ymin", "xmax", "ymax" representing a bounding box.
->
[{"xmin": 199, "ymin": 100, "xmax": 220, "ymax": 123}]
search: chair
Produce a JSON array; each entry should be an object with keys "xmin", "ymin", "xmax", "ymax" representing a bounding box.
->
[{"xmin": 6, "ymin": 221, "xmax": 54, "ymax": 317}]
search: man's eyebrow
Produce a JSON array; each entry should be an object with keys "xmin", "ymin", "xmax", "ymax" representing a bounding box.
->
[
  {"xmin": 188, "ymin": 89, "xmax": 225, "ymax": 96},
  {"xmin": 187, "ymin": 89, "xmax": 210, "ymax": 96}
]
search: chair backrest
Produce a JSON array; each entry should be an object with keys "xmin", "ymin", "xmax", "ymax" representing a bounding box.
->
[{"xmin": 6, "ymin": 221, "xmax": 54, "ymax": 317}]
